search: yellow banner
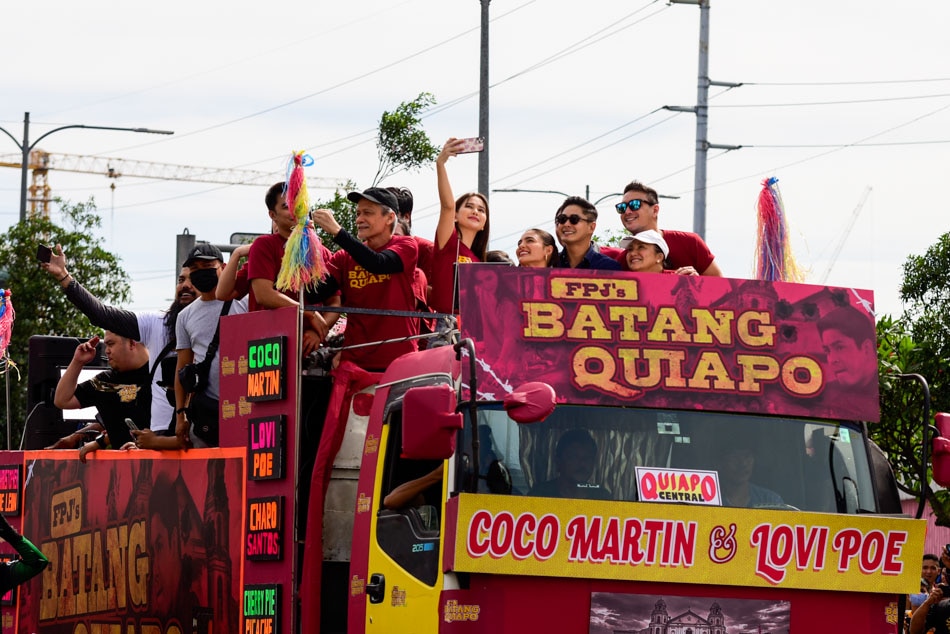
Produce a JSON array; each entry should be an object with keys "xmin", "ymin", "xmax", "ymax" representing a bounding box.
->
[{"xmin": 450, "ymin": 494, "xmax": 926, "ymax": 594}]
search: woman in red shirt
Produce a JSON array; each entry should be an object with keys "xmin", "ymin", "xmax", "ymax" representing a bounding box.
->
[{"xmin": 430, "ymin": 137, "xmax": 491, "ymax": 315}]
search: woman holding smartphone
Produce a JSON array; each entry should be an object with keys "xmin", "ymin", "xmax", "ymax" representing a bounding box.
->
[{"xmin": 430, "ymin": 137, "xmax": 491, "ymax": 315}]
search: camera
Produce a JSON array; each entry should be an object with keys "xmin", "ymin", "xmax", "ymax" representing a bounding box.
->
[{"xmin": 178, "ymin": 363, "xmax": 200, "ymax": 393}]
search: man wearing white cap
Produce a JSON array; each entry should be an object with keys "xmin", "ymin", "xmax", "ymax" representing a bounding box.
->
[{"xmin": 605, "ymin": 180, "xmax": 722, "ymax": 276}]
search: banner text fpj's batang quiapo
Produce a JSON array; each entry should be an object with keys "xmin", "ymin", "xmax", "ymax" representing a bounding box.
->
[{"xmin": 458, "ymin": 268, "xmax": 879, "ymax": 422}]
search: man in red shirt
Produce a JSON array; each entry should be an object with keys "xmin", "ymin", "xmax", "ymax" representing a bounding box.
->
[
  {"xmin": 242, "ymin": 182, "xmax": 333, "ymax": 355},
  {"xmin": 602, "ymin": 180, "xmax": 723, "ymax": 276},
  {"xmin": 311, "ymin": 188, "xmax": 420, "ymax": 371}
]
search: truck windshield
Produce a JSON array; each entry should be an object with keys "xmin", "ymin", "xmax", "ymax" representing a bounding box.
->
[{"xmin": 467, "ymin": 405, "xmax": 876, "ymax": 514}]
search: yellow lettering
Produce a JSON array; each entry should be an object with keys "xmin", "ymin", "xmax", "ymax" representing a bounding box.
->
[
  {"xmin": 646, "ymin": 307, "xmax": 691, "ymax": 343},
  {"xmin": 736, "ymin": 355, "xmax": 780, "ymax": 392},
  {"xmin": 691, "ymin": 309, "xmax": 734, "ymax": 345},
  {"xmin": 40, "ymin": 541, "xmax": 58, "ymax": 619},
  {"xmin": 572, "ymin": 346, "xmax": 641, "ymax": 398},
  {"xmin": 643, "ymin": 349, "xmax": 687, "ymax": 388},
  {"xmin": 782, "ymin": 356, "xmax": 823, "ymax": 395},
  {"xmin": 737, "ymin": 310, "xmax": 776, "ymax": 347},
  {"xmin": 608, "ymin": 306, "xmax": 647, "ymax": 341},
  {"xmin": 129, "ymin": 520, "xmax": 148, "ymax": 609},
  {"xmin": 566, "ymin": 304, "xmax": 612, "ymax": 340},
  {"xmin": 687, "ymin": 351, "xmax": 736, "ymax": 390},
  {"xmin": 522, "ymin": 302, "xmax": 564, "ymax": 338},
  {"xmin": 105, "ymin": 525, "xmax": 127, "ymax": 611}
]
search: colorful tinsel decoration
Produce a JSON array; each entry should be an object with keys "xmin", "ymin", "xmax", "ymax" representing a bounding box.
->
[
  {"xmin": 276, "ymin": 151, "xmax": 326, "ymax": 292},
  {"xmin": 0, "ymin": 289, "xmax": 14, "ymax": 360},
  {"xmin": 754, "ymin": 177, "xmax": 803, "ymax": 283}
]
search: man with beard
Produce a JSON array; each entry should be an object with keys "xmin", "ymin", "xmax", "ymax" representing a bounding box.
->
[
  {"xmin": 43, "ymin": 246, "xmax": 197, "ymax": 443},
  {"xmin": 174, "ymin": 244, "xmax": 247, "ymax": 448}
]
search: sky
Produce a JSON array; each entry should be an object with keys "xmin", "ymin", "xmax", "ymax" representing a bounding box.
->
[{"xmin": 2, "ymin": 0, "xmax": 948, "ymax": 318}]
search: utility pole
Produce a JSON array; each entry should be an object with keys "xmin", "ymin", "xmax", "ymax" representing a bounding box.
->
[
  {"xmin": 478, "ymin": 0, "xmax": 491, "ymax": 197},
  {"xmin": 667, "ymin": 0, "xmax": 741, "ymax": 240}
]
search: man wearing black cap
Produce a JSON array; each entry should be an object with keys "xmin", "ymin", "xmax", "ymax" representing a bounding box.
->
[
  {"xmin": 174, "ymin": 243, "xmax": 248, "ymax": 447},
  {"xmin": 311, "ymin": 187, "xmax": 419, "ymax": 371}
]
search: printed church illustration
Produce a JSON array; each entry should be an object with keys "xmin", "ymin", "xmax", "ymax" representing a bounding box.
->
[{"xmin": 616, "ymin": 598, "xmax": 726, "ymax": 634}]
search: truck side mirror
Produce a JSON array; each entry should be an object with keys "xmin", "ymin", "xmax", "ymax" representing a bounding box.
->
[
  {"xmin": 933, "ymin": 413, "xmax": 950, "ymax": 488},
  {"xmin": 503, "ymin": 382, "xmax": 556, "ymax": 424},
  {"xmin": 401, "ymin": 384, "xmax": 463, "ymax": 460}
]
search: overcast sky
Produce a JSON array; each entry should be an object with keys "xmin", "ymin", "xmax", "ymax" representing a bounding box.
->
[{"xmin": 2, "ymin": 0, "xmax": 947, "ymax": 317}]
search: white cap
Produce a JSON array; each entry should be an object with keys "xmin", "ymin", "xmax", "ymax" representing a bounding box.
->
[{"xmin": 621, "ymin": 229, "xmax": 669, "ymax": 258}]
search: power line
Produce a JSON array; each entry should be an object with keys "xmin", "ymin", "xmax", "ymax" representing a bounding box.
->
[
  {"xmin": 745, "ymin": 139, "xmax": 950, "ymax": 148},
  {"xmin": 490, "ymin": 1, "xmax": 667, "ymax": 89},
  {"xmin": 707, "ymin": 93, "xmax": 950, "ymax": 108},
  {"xmin": 99, "ymin": 1, "xmax": 539, "ymax": 156},
  {"xmin": 34, "ymin": 1, "xmax": 422, "ymax": 120},
  {"xmin": 744, "ymin": 77, "xmax": 950, "ymax": 87},
  {"xmin": 673, "ymin": 100, "xmax": 950, "ymax": 197}
]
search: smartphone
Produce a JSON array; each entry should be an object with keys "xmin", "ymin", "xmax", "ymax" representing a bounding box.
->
[
  {"xmin": 124, "ymin": 418, "xmax": 140, "ymax": 432},
  {"xmin": 36, "ymin": 244, "xmax": 52, "ymax": 263},
  {"xmin": 458, "ymin": 137, "xmax": 484, "ymax": 154}
]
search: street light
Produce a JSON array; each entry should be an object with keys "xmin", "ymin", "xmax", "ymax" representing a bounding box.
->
[{"xmin": 0, "ymin": 112, "xmax": 174, "ymax": 222}]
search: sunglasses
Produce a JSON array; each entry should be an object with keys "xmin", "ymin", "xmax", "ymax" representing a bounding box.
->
[
  {"xmin": 615, "ymin": 199, "xmax": 654, "ymax": 214},
  {"xmin": 555, "ymin": 213, "xmax": 589, "ymax": 225}
]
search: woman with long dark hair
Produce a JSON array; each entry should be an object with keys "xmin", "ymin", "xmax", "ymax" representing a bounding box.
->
[
  {"xmin": 516, "ymin": 229, "xmax": 557, "ymax": 268},
  {"xmin": 430, "ymin": 138, "xmax": 491, "ymax": 315}
]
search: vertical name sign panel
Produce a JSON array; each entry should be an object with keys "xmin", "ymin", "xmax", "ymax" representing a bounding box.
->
[{"xmin": 220, "ymin": 307, "xmax": 298, "ymax": 633}]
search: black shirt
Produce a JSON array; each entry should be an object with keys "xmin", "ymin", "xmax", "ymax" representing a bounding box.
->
[{"xmin": 74, "ymin": 362, "xmax": 151, "ymax": 447}]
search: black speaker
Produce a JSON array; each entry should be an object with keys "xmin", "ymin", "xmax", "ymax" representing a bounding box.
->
[{"xmin": 24, "ymin": 335, "xmax": 106, "ymax": 450}]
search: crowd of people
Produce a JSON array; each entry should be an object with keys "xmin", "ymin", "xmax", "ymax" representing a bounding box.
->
[
  {"xmin": 910, "ymin": 548, "xmax": 950, "ymax": 633},
  {"xmin": 36, "ymin": 136, "xmax": 719, "ymax": 456}
]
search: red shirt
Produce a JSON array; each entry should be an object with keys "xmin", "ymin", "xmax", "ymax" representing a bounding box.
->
[
  {"xmin": 247, "ymin": 232, "xmax": 332, "ymax": 311},
  {"xmin": 414, "ymin": 235, "xmax": 435, "ymax": 282},
  {"xmin": 430, "ymin": 229, "xmax": 479, "ymax": 314},
  {"xmin": 326, "ymin": 235, "xmax": 419, "ymax": 370},
  {"xmin": 602, "ymin": 230, "xmax": 716, "ymax": 273}
]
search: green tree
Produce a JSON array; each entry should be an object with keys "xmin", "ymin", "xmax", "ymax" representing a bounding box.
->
[
  {"xmin": 0, "ymin": 198, "xmax": 130, "ymax": 447},
  {"xmin": 372, "ymin": 92, "xmax": 439, "ymax": 187},
  {"xmin": 872, "ymin": 232, "xmax": 950, "ymax": 525}
]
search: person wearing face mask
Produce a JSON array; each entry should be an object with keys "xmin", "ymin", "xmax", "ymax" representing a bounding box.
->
[
  {"xmin": 174, "ymin": 244, "xmax": 248, "ymax": 448},
  {"xmin": 41, "ymin": 245, "xmax": 198, "ymax": 440}
]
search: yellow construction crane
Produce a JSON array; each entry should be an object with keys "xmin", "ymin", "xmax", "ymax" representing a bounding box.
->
[{"xmin": 0, "ymin": 149, "xmax": 348, "ymax": 216}]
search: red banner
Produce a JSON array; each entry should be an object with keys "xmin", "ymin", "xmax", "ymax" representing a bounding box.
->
[
  {"xmin": 17, "ymin": 448, "xmax": 245, "ymax": 634},
  {"xmin": 459, "ymin": 266, "xmax": 879, "ymax": 422}
]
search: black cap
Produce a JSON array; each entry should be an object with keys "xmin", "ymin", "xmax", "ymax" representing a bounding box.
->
[
  {"xmin": 346, "ymin": 187, "xmax": 399, "ymax": 212},
  {"xmin": 183, "ymin": 242, "xmax": 223, "ymax": 267}
]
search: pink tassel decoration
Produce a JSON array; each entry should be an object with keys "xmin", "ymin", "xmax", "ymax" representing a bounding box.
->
[
  {"xmin": 277, "ymin": 151, "xmax": 326, "ymax": 292},
  {"xmin": 0, "ymin": 289, "xmax": 15, "ymax": 359},
  {"xmin": 754, "ymin": 177, "xmax": 802, "ymax": 282}
]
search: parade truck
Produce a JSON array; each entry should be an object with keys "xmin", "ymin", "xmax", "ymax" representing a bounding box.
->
[{"xmin": 1, "ymin": 265, "xmax": 938, "ymax": 633}]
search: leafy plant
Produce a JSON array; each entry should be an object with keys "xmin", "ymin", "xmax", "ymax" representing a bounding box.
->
[
  {"xmin": 0, "ymin": 198, "xmax": 129, "ymax": 447},
  {"xmin": 873, "ymin": 232, "xmax": 950, "ymax": 525},
  {"xmin": 372, "ymin": 92, "xmax": 439, "ymax": 187}
]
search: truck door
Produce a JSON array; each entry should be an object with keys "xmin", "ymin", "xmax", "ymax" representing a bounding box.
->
[{"xmin": 365, "ymin": 409, "xmax": 445, "ymax": 631}]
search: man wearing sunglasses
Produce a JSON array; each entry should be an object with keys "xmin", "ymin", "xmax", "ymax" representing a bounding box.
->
[
  {"xmin": 553, "ymin": 196, "xmax": 621, "ymax": 270},
  {"xmin": 604, "ymin": 181, "xmax": 723, "ymax": 276}
]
